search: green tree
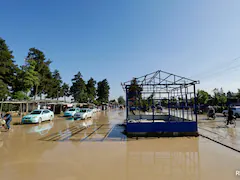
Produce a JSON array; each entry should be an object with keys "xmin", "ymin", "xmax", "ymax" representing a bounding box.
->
[
  {"xmin": 236, "ymin": 89, "xmax": 240, "ymax": 99},
  {"xmin": 212, "ymin": 88, "xmax": 227, "ymax": 106},
  {"xmin": 39, "ymin": 62, "xmax": 52, "ymax": 99},
  {"xmin": 86, "ymin": 77, "xmax": 96, "ymax": 102},
  {"xmin": 61, "ymin": 83, "xmax": 70, "ymax": 102},
  {"xmin": 46, "ymin": 70, "xmax": 62, "ymax": 100},
  {"xmin": 21, "ymin": 59, "xmax": 40, "ymax": 93},
  {"xmin": 219, "ymin": 88, "xmax": 227, "ymax": 105},
  {"xmin": 93, "ymin": 99, "xmax": 100, "ymax": 106},
  {"xmin": 118, "ymin": 96, "xmax": 125, "ymax": 105},
  {"xmin": 109, "ymin": 99, "xmax": 117, "ymax": 103},
  {"xmin": 161, "ymin": 98, "xmax": 168, "ymax": 107},
  {"xmin": 227, "ymin": 91, "xmax": 234, "ymax": 98},
  {"xmin": 12, "ymin": 91, "xmax": 30, "ymax": 101},
  {"xmin": 127, "ymin": 78, "xmax": 142, "ymax": 108},
  {"xmin": 97, "ymin": 79, "xmax": 110, "ymax": 103},
  {"xmin": 70, "ymin": 72, "xmax": 88, "ymax": 103},
  {"xmin": 140, "ymin": 98, "xmax": 149, "ymax": 112},
  {"xmin": 0, "ymin": 37, "xmax": 17, "ymax": 96},
  {"xmin": 0, "ymin": 80, "xmax": 9, "ymax": 100},
  {"xmin": 197, "ymin": 90, "xmax": 209, "ymax": 105},
  {"xmin": 25, "ymin": 48, "xmax": 52, "ymax": 99}
]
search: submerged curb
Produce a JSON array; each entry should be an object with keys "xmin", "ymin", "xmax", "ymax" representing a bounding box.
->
[{"xmin": 199, "ymin": 134, "xmax": 240, "ymax": 153}]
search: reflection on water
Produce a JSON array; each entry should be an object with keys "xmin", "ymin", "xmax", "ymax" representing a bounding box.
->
[
  {"xmin": 82, "ymin": 119, "xmax": 93, "ymax": 127},
  {"xmin": 66, "ymin": 117, "xmax": 74, "ymax": 120},
  {"xmin": 126, "ymin": 138, "xmax": 200, "ymax": 179},
  {"xmin": 27, "ymin": 122, "xmax": 54, "ymax": 135}
]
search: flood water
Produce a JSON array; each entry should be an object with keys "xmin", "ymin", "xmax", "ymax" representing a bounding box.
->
[{"xmin": 0, "ymin": 110, "xmax": 240, "ymax": 180}]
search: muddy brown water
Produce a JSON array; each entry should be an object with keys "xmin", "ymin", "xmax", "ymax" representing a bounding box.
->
[{"xmin": 0, "ymin": 110, "xmax": 240, "ymax": 180}]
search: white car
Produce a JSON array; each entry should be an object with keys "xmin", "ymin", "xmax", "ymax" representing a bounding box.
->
[
  {"xmin": 74, "ymin": 109, "xmax": 92, "ymax": 120},
  {"xmin": 86, "ymin": 109, "xmax": 93, "ymax": 118},
  {"xmin": 91, "ymin": 108, "xmax": 97, "ymax": 113},
  {"xmin": 22, "ymin": 109, "xmax": 54, "ymax": 124},
  {"xmin": 64, "ymin": 108, "xmax": 80, "ymax": 117},
  {"xmin": 222, "ymin": 106, "xmax": 240, "ymax": 117},
  {"xmin": 88, "ymin": 108, "xmax": 95, "ymax": 115}
]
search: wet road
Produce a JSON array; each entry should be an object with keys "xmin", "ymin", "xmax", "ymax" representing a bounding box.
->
[
  {"xmin": 1, "ymin": 110, "xmax": 240, "ymax": 180},
  {"xmin": 198, "ymin": 114, "xmax": 240, "ymax": 153}
]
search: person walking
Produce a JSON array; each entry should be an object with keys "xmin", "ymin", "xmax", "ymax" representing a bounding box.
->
[{"xmin": 3, "ymin": 111, "xmax": 12, "ymax": 130}]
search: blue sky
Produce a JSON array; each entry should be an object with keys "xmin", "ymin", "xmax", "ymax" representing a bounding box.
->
[{"xmin": 1, "ymin": 0, "xmax": 240, "ymax": 99}]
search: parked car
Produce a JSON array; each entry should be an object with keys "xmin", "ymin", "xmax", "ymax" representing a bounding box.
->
[
  {"xmin": 88, "ymin": 109, "xmax": 94, "ymax": 117},
  {"xmin": 74, "ymin": 108, "xmax": 92, "ymax": 120},
  {"xmin": 92, "ymin": 108, "xmax": 98, "ymax": 113},
  {"xmin": 22, "ymin": 109, "xmax": 54, "ymax": 124},
  {"xmin": 222, "ymin": 106, "xmax": 240, "ymax": 117},
  {"xmin": 88, "ymin": 108, "xmax": 95, "ymax": 114},
  {"xmin": 88, "ymin": 108, "xmax": 95, "ymax": 115},
  {"xmin": 64, "ymin": 108, "xmax": 80, "ymax": 117}
]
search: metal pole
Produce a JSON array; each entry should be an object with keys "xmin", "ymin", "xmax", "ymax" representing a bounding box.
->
[
  {"xmin": 126, "ymin": 86, "xmax": 129, "ymax": 123},
  {"xmin": 139, "ymin": 95, "xmax": 141, "ymax": 120},
  {"xmin": 176, "ymin": 89, "xmax": 178, "ymax": 119},
  {"xmin": 193, "ymin": 84, "xmax": 198, "ymax": 123},
  {"xmin": 170, "ymin": 91, "xmax": 173, "ymax": 120},
  {"xmin": 185, "ymin": 87, "xmax": 189, "ymax": 120},
  {"xmin": 152, "ymin": 96, "xmax": 154, "ymax": 123},
  {"xmin": 168, "ymin": 92, "xmax": 170, "ymax": 121},
  {"xmin": 180, "ymin": 87, "xmax": 184, "ymax": 121},
  {"xmin": 173, "ymin": 91, "xmax": 176, "ymax": 117},
  {"xmin": 190, "ymin": 93, "xmax": 193, "ymax": 121}
]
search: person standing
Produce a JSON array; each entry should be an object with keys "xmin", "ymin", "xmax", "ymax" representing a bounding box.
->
[{"xmin": 3, "ymin": 111, "xmax": 12, "ymax": 130}]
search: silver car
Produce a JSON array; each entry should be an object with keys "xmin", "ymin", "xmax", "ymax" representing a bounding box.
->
[{"xmin": 74, "ymin": 108, "xmax": 91, "ymax": 120}]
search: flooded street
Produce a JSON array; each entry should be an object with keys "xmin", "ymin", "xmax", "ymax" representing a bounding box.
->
[{"xmin": 1, "ymin": 110, "xmax": 240, "ymax": 180}]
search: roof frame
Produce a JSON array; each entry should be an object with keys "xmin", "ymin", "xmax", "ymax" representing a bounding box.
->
[{"xmin": 122, "ymin": 70, "xmax": 199, "ymax": 92}]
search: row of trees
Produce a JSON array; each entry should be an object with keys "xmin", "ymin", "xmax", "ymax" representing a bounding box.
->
[
  {"xmin": 0, "ymin": 37, "xmax": 113, "ymax": 104},
  {"xmin": 70, "ymin": 72, "xmax": 110, "ymax": 104},
  {"xmin": 197, "ymin": 88, "xmax": 240, "ymax": 106}
]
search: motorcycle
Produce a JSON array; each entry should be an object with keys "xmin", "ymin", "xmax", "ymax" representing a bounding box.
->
[
  {"xmin": 224, "ymin": 115, "xmax": 236, "ymax": 127},
  {"xmin": 207, "ymin": 111, "xmax": 216, "ymax": 120}
]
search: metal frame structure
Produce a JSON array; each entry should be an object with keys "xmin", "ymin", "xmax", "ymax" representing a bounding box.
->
[{"xmin": 121, "ymin": 70, "xmax": 200, "ymax": 135}]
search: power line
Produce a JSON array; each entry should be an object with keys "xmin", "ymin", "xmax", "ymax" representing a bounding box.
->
[
  {"xmin": 201, "ymin": 65, "xmax": 240, "ymax": 84},
  {"xmin": 189, "ymin": 56, "xmax": 240, "ymax": 79},
  {"xmin": 199, "ymin": 63, "xmax": 240, "ymax": 81}
]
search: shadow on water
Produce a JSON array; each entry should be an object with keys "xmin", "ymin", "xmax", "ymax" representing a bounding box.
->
[
  {"xmin": 13, "ymin": 121, "xmax": 51, "ymax": 125},
  {"xmin": 13, "ymin": 122, "xmax": 22, "ymax": 125}
]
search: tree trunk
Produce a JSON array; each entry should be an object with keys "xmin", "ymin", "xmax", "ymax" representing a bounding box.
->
[
  {"xmin": 26, "ymin": 103, "xmax": 28, "ymax": 113},
  {"xmin": 64, "ymin": 96, "xmax": 66, "ymax": 102},
  {"xmin": 34, "ymin": 85, "xmax": 38, "ymax": 100}
]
